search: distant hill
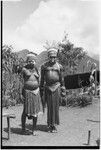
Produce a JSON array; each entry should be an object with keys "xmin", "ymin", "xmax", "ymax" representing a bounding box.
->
[
  {"xmin": 15, "ymin": 49, "xmax": 48, "ymax": 68},
  {"xmin": 77, "ymin": 54, "xmax": 99, "ymax": 73},
  {"xmin": 36, "ymin": 51, "xmax": 48, "ymax": 68},
  {"xmin": 92, "ymin": 54, "xmax": 99, "ymax": 61},
  {"xmin": 15, "ymin": 49, "xmax": 99, "ymax": 75},
  {"xmin": 15, "ymin": 49, "xmax": 30, "ymax": 61},
  {"xmin": 15, "ymin": 49, "xmax": 38, "ymax": 62},
  {"xmin": 63, "ymin": 54, "xmax": 99, "ymax": 76}
]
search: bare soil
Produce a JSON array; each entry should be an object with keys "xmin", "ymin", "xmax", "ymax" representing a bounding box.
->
[{"xmin": 2, "ymin": 97, "xmax": 100, "ymax": 146}]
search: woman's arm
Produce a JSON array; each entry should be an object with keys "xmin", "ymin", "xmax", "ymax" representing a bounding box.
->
[{"xmin": 22, "ymin": 67, "xmax": 31, "ymax": 77}]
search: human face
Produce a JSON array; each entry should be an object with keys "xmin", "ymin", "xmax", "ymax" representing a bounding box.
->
[
  {"xmin": 49, "ymin": 56, "xmax": 57, "ymax": 64},
  {"xmin": 27, "ymin": 59, "xmax": 36, "ymax": 65}
]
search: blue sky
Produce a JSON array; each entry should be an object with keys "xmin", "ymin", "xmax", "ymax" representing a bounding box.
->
[{"xmin": 3, "ymin": 0, "xmax": 100, "ymax": 56}]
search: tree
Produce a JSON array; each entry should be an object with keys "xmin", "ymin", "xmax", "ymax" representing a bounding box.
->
[
  {"xmin": 58, "ymin": 34, "xmax": 86, "ymax": 74},
  {"xmin": 43, "ymin": 40, "xmax": 58, "ymax": 51}
]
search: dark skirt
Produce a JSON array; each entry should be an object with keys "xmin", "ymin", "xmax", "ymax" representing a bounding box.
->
[
  {"xmin": 23, "ymin": 89, "xmax": 43, "ymax": 117},
  {"xmin": 45, "ymin": 87, "xmax": 61, "ymax": 126}
]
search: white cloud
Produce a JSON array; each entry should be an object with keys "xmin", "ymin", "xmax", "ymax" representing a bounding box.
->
[{"xmin": 3, "ymin": 0, "xmax": 100, "ymax": 56}]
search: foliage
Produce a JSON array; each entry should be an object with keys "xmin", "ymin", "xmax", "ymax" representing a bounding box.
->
[
  {"xmin": 43, "ymin": 40, "xmax": 58, "ymax": 51},
  {"xmin": 2, "ymin": 45, "xmax": 24, "ymax": 107},
  {"xmin": 58, "ymin": 35, "xmax": 86, "ymax": 74},
  {"xmin": 61, "ymin": 91, "xmax": 92, "ymax": 107}
]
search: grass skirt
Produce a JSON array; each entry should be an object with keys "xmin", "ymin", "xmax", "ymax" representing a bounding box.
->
[{"xmin": 23, "ymin": 89, "xmax": 43, "ymax": 117}]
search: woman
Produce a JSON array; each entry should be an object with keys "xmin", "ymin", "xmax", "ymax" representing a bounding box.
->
[{"xmin": 20, "ymin": 52, "xmax": 42, "ymax": 135}]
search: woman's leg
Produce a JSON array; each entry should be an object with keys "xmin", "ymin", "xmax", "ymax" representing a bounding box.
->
[
  {"xmin": 32, "ymin": 116, "xmax": 37, "ymax": 135},
  {"xmin": 21, "ymin": 105, "xmax": 26, "ymax": 131}
]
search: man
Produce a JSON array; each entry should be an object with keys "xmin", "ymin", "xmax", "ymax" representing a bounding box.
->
[
  {"xmin": 20, "ymin": 52, "xmax": 42, "ymax": 135},
  {"xmin": 89, "ymin": 74, "xmax": 95, "ymax": 95},
  {"xmin": 40, "ymin": 48, "xmax": 65, "ymax": 133},
  {"xmin": 89, "ymin": 63, "xmax": 97, "ymax": 95}
]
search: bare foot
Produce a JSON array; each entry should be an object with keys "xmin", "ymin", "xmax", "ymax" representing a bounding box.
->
[
  {"xmin": 51, "ymin": 126, "xmax": 57, "ymax": 133},
  {"xmin": 32, "ymin": 131, "xmax": 37, "ymax": 136}
]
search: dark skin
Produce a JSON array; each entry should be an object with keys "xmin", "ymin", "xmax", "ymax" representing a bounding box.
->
[
  {"xmin": 48, "ymin": 55, "xmax": 57, "ymax": 64},
  {"xmin": 49, "ymin": 56, "xmax": 59, "ymax": 132},
  {"xmin": 41, "ymin": 55, "xmax": 62, "ymax": 133},
  {"xmin": 21, "ymin": 59, "xmax": 38, "ymax": 136}
]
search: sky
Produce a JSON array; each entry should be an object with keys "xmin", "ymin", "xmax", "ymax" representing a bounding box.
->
[{"xmin": 3, "ymin": 0, "xmax": 100, "ymax": 57}]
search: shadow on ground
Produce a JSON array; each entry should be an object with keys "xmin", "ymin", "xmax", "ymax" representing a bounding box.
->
[
  {"xmin": 3, "ymin": 124, "xmax": 48, "ymax": 137},
  {"xmin": 25, "ymin": 124, "xmax": 48, "ymax": 132},
  {"xmin": 3, "ymin": 127, "xmax": 31, "ymax": 135},
  {"xmin": 36, "ymin": 124, "xmax": 48, "ymax": 132}
]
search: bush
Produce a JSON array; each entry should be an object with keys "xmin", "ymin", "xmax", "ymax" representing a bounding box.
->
[
  {"xmin": 2, "ymin": 45, "xmax": 24, "ymax": 108},
  {"xmin": 66, "ymin": 93, "xmax": 92, "ymax": 107},
  {"xmin": 2, "ymin": 95, "xmax": 16, "ymax": 108},
  {"xmin": 61, "ymin": 97, "xmax": 67, "ymax": 106}
]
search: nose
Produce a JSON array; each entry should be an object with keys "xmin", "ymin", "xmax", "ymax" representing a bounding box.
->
[{"xmin": 51, "ymin": 58, "xmax": 55, "ymax": 61}]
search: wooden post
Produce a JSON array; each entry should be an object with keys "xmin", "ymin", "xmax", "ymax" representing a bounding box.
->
[
  {"xmin": 66, "ymin": 97, "xmax": 67, "ymax": 107},
  {"xmin": 7, "ymin": 116, "xmax": 10, "ymax": 140},
  {"xmin": 3, "ymin": 113, "xmax": 16, "ymax": 140},
  {"xmin": 87, "ymin": 130, "xmax": 91, "ymax": 145},
  {"xmin": 95, "ymin": 70, "xmax": 97, "ymax": 96}
]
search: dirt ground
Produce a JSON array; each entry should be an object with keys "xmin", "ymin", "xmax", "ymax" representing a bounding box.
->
[{"xmin": 2, "ymin": 97, "xmax": 100, "ymax": 147}]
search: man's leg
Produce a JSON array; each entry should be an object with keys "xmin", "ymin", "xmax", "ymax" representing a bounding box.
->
[
  {"xmin": 51, "ymin": 88, "xmax": 59, "ymax": 133},
  {"xmin": 51, "ymin": 126, "xmax": 57, "ymax": 133}
]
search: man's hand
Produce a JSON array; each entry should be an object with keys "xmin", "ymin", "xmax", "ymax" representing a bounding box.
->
[
  {"xmin": 61, "ymin": 86, "xmax": 66, "ymax": 97},
  {"xmin": 43, "ymin": 106, "xmax": 45, "ymax": 113}
]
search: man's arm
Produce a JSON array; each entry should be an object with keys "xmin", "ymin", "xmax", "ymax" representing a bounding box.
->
[
  {"xmin": 59, "ymin": 64, "xmax": 67, "ymax": 98},
  {"xmin": 59, "ymin": 64, "xmax": 65, "ymax": 87}
]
